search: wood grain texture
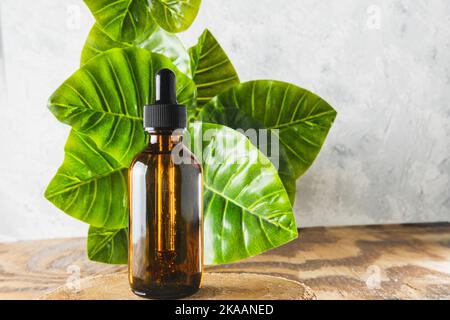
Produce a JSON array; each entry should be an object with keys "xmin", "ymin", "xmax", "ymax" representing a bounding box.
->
[
  {"xmin": 39, "ymin": 273, "xmax": 315, "ymax": 300},
  {"xmin": 1, "ymin": 223, "xmax": 449, "ymax": 300}
]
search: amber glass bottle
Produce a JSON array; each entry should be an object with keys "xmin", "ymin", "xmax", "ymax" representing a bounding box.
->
[{"xmin": 128, "ymin": 69, "xmax": 203, "ymax": 299}]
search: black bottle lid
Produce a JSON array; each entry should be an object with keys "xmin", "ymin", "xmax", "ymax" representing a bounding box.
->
[{"xmin": 144, "ymin": 68, "xmax": 187, "ymax": 131}]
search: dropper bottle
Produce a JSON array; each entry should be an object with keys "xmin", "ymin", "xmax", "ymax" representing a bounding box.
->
[{"xmin": 128, "ymin": 69, "xmax": 203, "ymax": 299}]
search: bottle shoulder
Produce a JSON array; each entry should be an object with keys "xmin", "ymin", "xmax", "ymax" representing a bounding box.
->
[{"xmin": 130, "ymin": 145, "xmax": 202, "ymax": 172}]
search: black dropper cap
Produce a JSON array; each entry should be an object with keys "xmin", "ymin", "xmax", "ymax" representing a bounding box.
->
[{"xmin": 144, "ymin": 68, "xmax": 186, "ymax": 131}]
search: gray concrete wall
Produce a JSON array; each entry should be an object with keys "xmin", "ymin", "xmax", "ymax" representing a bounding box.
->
[{"xmin": 0, "ymin": 0, "xmax": 448, "ymax": 241}]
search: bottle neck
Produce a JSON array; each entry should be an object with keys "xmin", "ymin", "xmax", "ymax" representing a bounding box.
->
[{"xmin": 147, "ymin": 130, "xmax": 184, "ymax": 153}]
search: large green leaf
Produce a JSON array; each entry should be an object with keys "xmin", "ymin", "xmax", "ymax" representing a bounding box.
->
[
  {"xmin": 87, "ymin": 226, "xmax": 128, "ymax": 264},
  {"xmin": 83, "ymin": 0, "xmax": 155, "ymax": 43},
  {"xmin": 81, "ymin": 23, "xmax": 191, "ymax": 76},
  {"xmin": 200, "ymin": 81, "xmax": 337, "ymax": 203},
  {"xmin": 190, "ymin": 123, "xmax": 297, "ymax": 264},
  {"xmin": 149, "ymin": 0, "xmax": 202, "ymax": 33},
  {"xmin": 45, "ymin": 130, "xmax": 128, "ymax": 228},
  {"xmin": 48, "ymin": 47, "xmax": 196, "ymax": 167},
  {"xmin": 189, "ymin": 29, "xmax": 239, "ymax": 113}
]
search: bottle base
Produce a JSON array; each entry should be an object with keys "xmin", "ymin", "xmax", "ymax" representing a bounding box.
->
[
  {"xmin": 130, "ymin": 273, "xmax": 202, "ymax": 299},
  {"xmin": 131, "ymin": 286, "xmax": 200, "ymax": 300}
]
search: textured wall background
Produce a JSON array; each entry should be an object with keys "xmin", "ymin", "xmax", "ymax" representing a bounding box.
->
[{"xmin": 0, "ymin": 0, "xmax": 448, "ymax": 241}]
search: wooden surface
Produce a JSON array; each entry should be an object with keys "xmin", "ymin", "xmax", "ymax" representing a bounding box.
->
[
  {"xmin": 1, "ymin": 223, "xmax": 449, "ymax": 300},
  {"xmin": 39, "ymin": 273, "xmax": 315, "ymax": 300}
]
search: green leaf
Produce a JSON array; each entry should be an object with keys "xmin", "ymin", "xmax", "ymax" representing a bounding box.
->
[
  {"xmin": 45, "ymin": 130, "xmax": 128, "ymax": 228},
  {"xmin": 189, "ymin": 29, "xmax": 239, "ymax": 113},
  {"xmin": 149, "ymin": 0, "xmax": 202, "ymax": 33},
  {"xmin": 83, "ymin": 0, "xmax": 155, "ymax": 43},
  {"xmin": 87, "ymin": 226, "xmax": 128, "ymax": 264},
  {"xmin": 48, "ymin": 47, "xmax": 196, "ymax": 167},
  {"xmin": 190, "ymin": 123, "xmax": 297, "ymax": 264},
  {"xmin": 200, "ymin": 81, "xmax": 337, "ymax": 203},
  {"xmin": 81, "ymin": 23, "xmax": 191, "ymax": 76}
]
